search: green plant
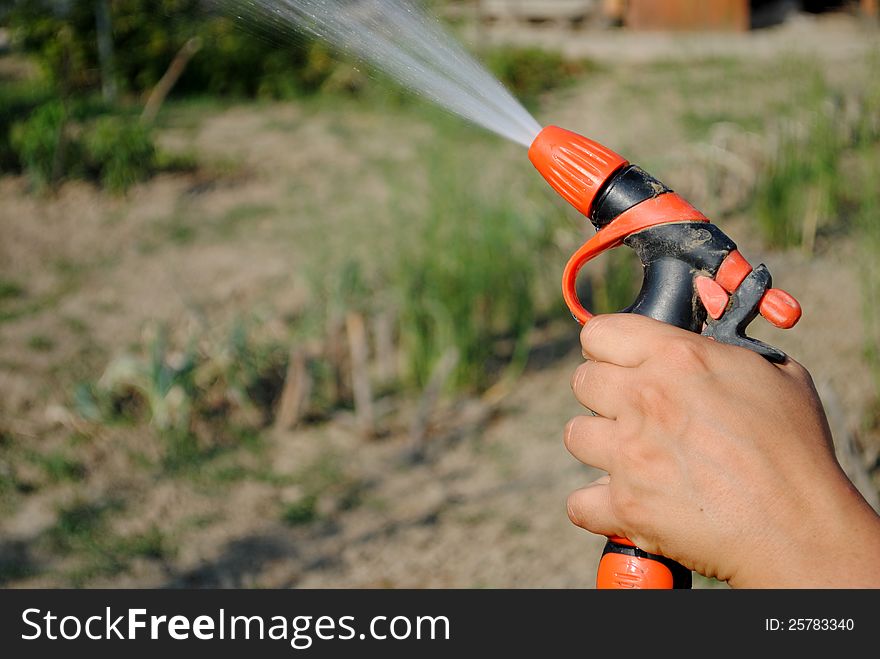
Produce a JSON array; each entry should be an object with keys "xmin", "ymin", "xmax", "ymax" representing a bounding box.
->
[
  {"xmin": 27, "ymin": 334, "xmax": 55, "ymax": 352},
  {"xmin": 393, "ymin": 155, "xmax": 558, "ymax": 391},
  {"xmin": 201, "ymin": 321, "xmax": 287, "ymax": 423},
  {"xmin": 0, "ymin": 278, "xmax": 26, "ymax": 301},
  {"xmin": 42, "ymin": 499, "xmax": 170, "ymax": 585},
  {"xmin": 82, "ymin": 115, "xmax": 155, "ymax": 192},
  {"xmin": 7, "ymin": 1, "xmax": 341, "ymax": 100},
  {"xmin": 115, "ymin": 526, "xmax": 169, "ymax": 561},
  {"xmin": 96, "ymin": 325, "xmax": 196, "ymax": 433},
  {"xmin": 31, "ymin": 450, "xmax": 87, "ymax": 484},
  {"xmin": 0, "ymin": 79, "xmax": 54, "ymax": 172},
  {"xmin": 754, "ymin": 108, "xmax": 845, "ymax": 249},
  {"xmin": 45, "ymin": 500, "xmax": 116, "ymax": 553},
  {"xmin": 589, "ymin": 249, "xmax": 640, "ymax": 315},
  {"xmin": 486, "ymin": 47, "xmax": 592, "ymax": 105},
  {"xmin": 8, "ymin": 95, "xmax": 159, "ymax": 193},
  {"xmin": 215, "ymin": 203, "xmax": 275, "ymax": 238},
  {"xmin": 856, "ymin": 157, "xmax": 880, "ymax": 424},
  {"xmin": 10, "ymin": 99, "xmax": 69, "ymax": 188},
  {"xmin": 679, "ymin": 109, "xmax": 763, "ymax": 141},
  {"xmin": 76, "ymin": 320, "xmax": 289, "ymax": 469},
  {"xmin": 855, "ymin": 68, "xmax": 880, "ymax": 411},
  {"xmin": 281, "ymin": 495, "xmax": 318, "ymax": 526}
]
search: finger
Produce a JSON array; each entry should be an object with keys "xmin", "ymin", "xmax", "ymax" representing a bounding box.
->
[
  {"xmin": 567, "ymin": 479, "xmax": 623, "ymax": 538},
  {"xmin": 581, "ymin": 313, "xmax": 692, "ymax": 367},
  {"xmin": 564, "ymin": 415, "xmax": 617, "ymax": 472},
  {"xmin": 776, "ymin": 356, "xmax": 813, "ymax": 385},
  {"xmin": 570, "ymin": 359, "xmax": 631, "ymax": 419}
]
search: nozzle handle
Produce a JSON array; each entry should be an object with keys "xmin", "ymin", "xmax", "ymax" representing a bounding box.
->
[
  {"xmin": 597, "ymin": 538, "xmax": 692, "ymax": 589},
  {"xmin": 562, "ymin": 194, "xmax": 710, "ymax": 323},
  {"xmin": 562, "ymin": 193, "xmax": 711, "ymax": 589}
]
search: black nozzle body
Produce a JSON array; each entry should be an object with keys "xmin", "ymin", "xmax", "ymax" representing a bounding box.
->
[
  {"xmin": 588, "ymin": 164, "xmax": 735, "ymax": 332},
  {"xmin": 591, "ymin": 165, "xmax": 670, "ymax": 229}
]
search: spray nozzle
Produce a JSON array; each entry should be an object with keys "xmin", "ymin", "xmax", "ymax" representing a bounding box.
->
[
  {"xmin": 530, "ymin": 124, "xmax": 801, "ymax": 342},
  {"xmin": 528, "ymin": 125, "xmax": 629, "ymax": 219}
]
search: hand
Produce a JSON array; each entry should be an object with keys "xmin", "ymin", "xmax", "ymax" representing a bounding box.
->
[{"xmin": 564, "ymin": 313, "xmax": 880, "ymax": 588}]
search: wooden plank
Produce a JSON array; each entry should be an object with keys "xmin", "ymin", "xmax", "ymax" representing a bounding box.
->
[
  {"xmin": 274, "ymin": 348, "xmax": 312, "ymax": 431},
  {"xmin": 480, "ymin": 0, "xmax": 597, "ymax": 20},
  {"xmin": 346, "ymin": 312, "xmax": 377, "ymax": 439},
  {"xmin": 408, "ymin": 347, "xmax": 459, "ymax": 459},
  {"xmin": 625, "ymin": 0, "xmax": 750, "ymax": 31}
]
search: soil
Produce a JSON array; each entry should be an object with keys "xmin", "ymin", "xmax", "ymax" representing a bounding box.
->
[{"xmin": 1, "ymin": 13, "xmax": 878, "ymax": 589}]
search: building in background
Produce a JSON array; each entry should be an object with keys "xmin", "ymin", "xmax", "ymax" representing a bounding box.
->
[
  {"xmin": 621, "ymin": 0, "xmax": 751, "ymax": 31},
  {"xmin": 466, "ymin": 0, "xmax": 877, "ymax": 31}
]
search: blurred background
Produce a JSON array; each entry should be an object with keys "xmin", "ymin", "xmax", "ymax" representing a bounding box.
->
[{"xmin": 0, "ymin": 0, "xmax": 878, "ymax": 588}]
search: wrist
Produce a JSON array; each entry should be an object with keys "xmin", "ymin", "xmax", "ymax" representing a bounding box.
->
[{"xmin": 731, "ymin": 476, "xmax": 880, "ymax": 588}]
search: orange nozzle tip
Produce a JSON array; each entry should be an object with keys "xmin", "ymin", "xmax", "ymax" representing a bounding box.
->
[{"xmin": 528, "ymin": 125, "xmax": 628, "ymax": 218}]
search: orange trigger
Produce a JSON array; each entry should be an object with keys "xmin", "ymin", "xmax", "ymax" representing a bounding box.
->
[{"xmin": 696, "ymin": 276, "xmax": 729, "ymax": 320}]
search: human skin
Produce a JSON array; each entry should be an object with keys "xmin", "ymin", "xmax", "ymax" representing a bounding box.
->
[{"xmin": 564, "ymin": 313, "xmax": 880, "ymax": 588}]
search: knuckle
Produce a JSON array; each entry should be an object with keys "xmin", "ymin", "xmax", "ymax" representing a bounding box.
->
[
  {"xmin": 634, "ymin": 380, "xmax": 667, "ymax": 412},
  {"xmin": 787, "ymin": 359, "xmax": 814, "ymax": 386},
  {"xmin": 738, "ymin": 344, "xmax": 770, "ymax": 369},
  {"xmin": 666, "ymin": 336, "xmax": 709, "ymax": 368},
  {"xmin": 617, "ymin": 440, "xmax": 647, "ymax": 473},
  {"xmin": 580, "ymin": 315, "xmax": 610, "ymax": 352},
  {"xmin": 611, "ymin": 489, "xmax": 641, "ymax": 527},
  {"xmin": 570, "ymin": 364, "xmax": 584, "ymax": 392},
  {"xmin": 614, "ymin": 420, "xmax": 638, "ymax": 446},
  {"xmin": 570, "ymin": 361, "xmax": 594, "ymax": 394}
]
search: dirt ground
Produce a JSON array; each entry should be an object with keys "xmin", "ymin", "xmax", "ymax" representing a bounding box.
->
[{"xmin": 1, "ymin": 14, "xmax": 878, "ymax": 589}]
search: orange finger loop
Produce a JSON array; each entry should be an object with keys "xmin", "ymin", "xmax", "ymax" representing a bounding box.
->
[{"xmin": 563, "ymin": 194, "xmax": 709, "ymax": 325}]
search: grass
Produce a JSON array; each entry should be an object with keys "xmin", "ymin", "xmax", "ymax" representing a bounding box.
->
[
  {"xmin": 154, "ymin": 96, "xmax": 241, "ymax": 133},
  {"xmin": 4, "ymin": 45, "xmax": 877, "ymax": 589},
  {"xmin": 0, "ymin": 554, "xmax": 38, "ymax": 585},
  {"xmin": 745, "ymin": 57, "xmax": 880, "ymax": 427},
  {"xmin": 754, "ymin": 110, "xmax": 845, "ymax": 249},
  {"xmin": 680, "ymin": 109, "xmax": 764, "ymax": 141},
  {"xmin": 142, "ymin": 200, "xmax": 277, "ymax": 251},
  {"xmin": 389, "ymin": 139, "xmax": 565, "ymax": 391},
  {"xmin": 42, "ymin": 500, "xmax": 172, "ymax": 586},
  {"xmin": 281, "ymin": 495, "xmax": 319, "ymax": 526},
  {"xmin": 0, "ymin": 77, "xmax": 54, "ymax": 172},
  {"xmin": 215, "ymin": 202, "xmax": 276, "ymax": 238},
  {"xmin": 74, "ymin": 321, "xmax": 290, "ymax": 476},
  {"xmin": 161, "ymin": 432, "xmax": 212, "ymax": 474},
  {"xmin": 27, "ymin": 334, "xmax": 55, "ymax": 352},
  {"xmin": 856, "ymin": 153, "xmax": 880, "ymax": 428},
  {"xmin": 137, "ymin": 207, "xmax": 198, "ymax": 252},
  {"xmin": 63, "ymin": 315, "xmax": 89, "ymax": 335},
  {"xmin": 26, "ymin": 450, "xmax": 87, "ymax": 484},
  {"xmin": 0, "ymin": 255, "xmax": 104, "ymax": 325},
  {"xmin": 485, "ymin": 47, "xmax": 598, "ymax": 108},
  {"xmin": 753, "ymin": 64, "xmax": 880, "ymax": 251},
  {"xmin": 0, "ymin": 285, "xmax": 76, "ymax": 324},
  {"xmin": 0, "ymin": 278, "xmax": 26, "ymax": 301},
  {"xmin": 589, "ymin": 249, "xmax": 641, "ymax": 316},
  {"xmin": 45, "ymin": 501, "xmax": 116, "ymax": 553},
  {"xmin": 278, "ymin": 451, "xmax": 366, "ymax": 526}
]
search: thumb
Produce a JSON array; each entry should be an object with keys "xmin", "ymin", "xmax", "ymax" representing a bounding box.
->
[{"xmin": 566, "ymin": 475, "xmax": 623, "ymax": 538}]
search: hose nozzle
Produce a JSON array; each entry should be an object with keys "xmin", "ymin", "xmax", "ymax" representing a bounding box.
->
[{"xmin": 528, "ymin": 126, "xmax": 628, "ymax": 219}]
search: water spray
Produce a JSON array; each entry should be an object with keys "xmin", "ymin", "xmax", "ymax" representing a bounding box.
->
[
  {"xmin": 237, "ymin": 0, "xmax": 541, "ymax": 146},
  {"xmin": 235, "ymin": 0, "xmax": 802, "ymax": 589}
]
